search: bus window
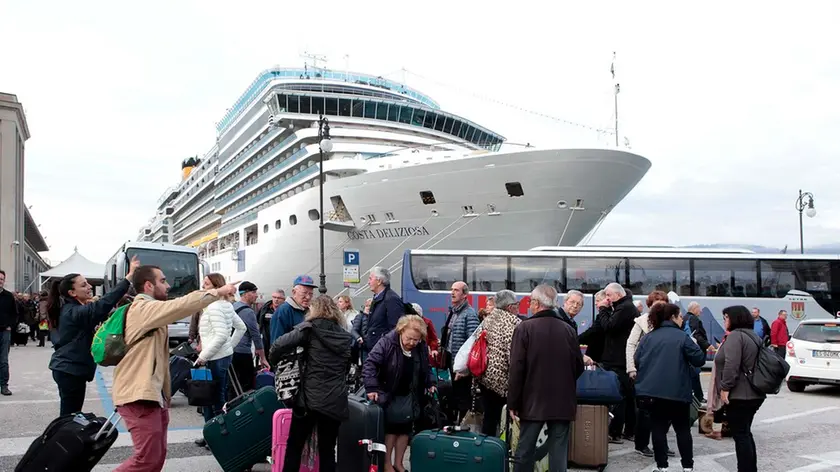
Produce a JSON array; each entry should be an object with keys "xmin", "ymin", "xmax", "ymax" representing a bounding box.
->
[
  {"xmin": 732, "ymin": 260, "xmax": 759, "ymax": 297},
  {"xmin": 466, "ymin": 256, "xmax": 508, "ymax": 292},
  {"xmin": 627, "ymin": 258, "xmax": 690, "ymax": 296},
  {"xmin": 410, "ymin": 254, "xmax": 464, "ymax": 291},
  {"xmin": 510, "ymin": 257, "xmax": 564, "ymax": 293},
  {"xmin": 760, "ymin": 261, "xmax": 795, "ymax": 297},
  {"xmin": 694, "ymin": 259, "xmax": 733, "ymax": 297},
  {"xmin": 566, "ymin": 257, "xmax": 623, "ymax": 294}
]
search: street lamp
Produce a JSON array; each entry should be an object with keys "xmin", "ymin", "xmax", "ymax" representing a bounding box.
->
[
  {"xmin": 317, "ymin": 114, "xmax": 332, "ymax": 294},
  {"xmin": 795, "ymin": 189, "xmax": 816, "ymax": 254}
]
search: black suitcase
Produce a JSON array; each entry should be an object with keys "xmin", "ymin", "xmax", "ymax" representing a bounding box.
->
[
  {"xmin": 170, "ymin": 341, "xmax": 198, "ymax": 361},
  {"xmin": 170, "ymin": 355, "xmax": 192, "ymax": 396},
  {"xmin": 337, "ymin": 393, "xmax": 385, "ymax": 472},
  {"xmin": 15, "ymin": 410, "xmax": 120, "ymax": 472}
]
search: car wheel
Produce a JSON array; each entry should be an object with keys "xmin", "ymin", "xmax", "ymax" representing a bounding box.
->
[{"xmin": 787, "ymin": 380, "xmax": 807, "ymax": 393}]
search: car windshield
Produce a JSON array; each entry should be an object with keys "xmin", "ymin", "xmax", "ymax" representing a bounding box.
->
[{"xmin": 793, "ymin": 322, "xmax": 840, "ymax": 343}]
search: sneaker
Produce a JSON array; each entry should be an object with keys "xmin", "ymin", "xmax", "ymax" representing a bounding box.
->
[
  {"xmin": 608, "ymin": 436, "xmax": 624, "ymax": 445},
  {"xmin": 635, "ymin": 447, "xmax": 654, "ymax": 457},
  {"xmin": 622, "ymin": 434, "xmax": 636, "ymax": 441},
  {"xmin": 653, "ymin": 468, "xmax": 669, "ymax": 472},
  {"xmin": 1, "ymin": 387, "xmax": 11, "ymax": 396},
  {"xmin": 667, "ymin": 449, "xmax": 676, "ymax": 457},
  {"xmin": 683, "ymin": 468, "xmax": 694, "ymax": 472}
]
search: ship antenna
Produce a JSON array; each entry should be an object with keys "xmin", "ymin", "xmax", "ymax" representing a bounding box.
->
[
  {"xmin": 612, "ymin": 51, "xmax": 620, "ymax": 147},
  {"xmin": 301, "ymin": 51, "xmax": 328, "ymax": 74}
]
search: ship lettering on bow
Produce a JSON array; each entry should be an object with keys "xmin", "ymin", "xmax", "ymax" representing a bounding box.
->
[{"xmin": 348, "ymin": 226, "xmax": 431, "ymax": 240}]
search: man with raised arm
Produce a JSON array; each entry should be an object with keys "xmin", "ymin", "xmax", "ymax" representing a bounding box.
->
[{"xmin": 111, "ymin": 265, "xmax": 238, "ymax": 472}]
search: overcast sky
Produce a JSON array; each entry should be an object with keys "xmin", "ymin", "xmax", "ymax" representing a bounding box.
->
[{"xmin": 2, "ymin": 0, "xmax": 839, "ymax": 264}]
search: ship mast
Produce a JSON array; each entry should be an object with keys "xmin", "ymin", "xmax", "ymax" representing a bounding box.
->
[{"xmin": 612, "ymin": 52, "xmax": 620, "ymax": 147}]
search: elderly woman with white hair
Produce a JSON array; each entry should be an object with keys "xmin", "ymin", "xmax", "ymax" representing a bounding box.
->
[{"xmin": 472, "ymin": 289, "xmax": 521, "ymax": 435}]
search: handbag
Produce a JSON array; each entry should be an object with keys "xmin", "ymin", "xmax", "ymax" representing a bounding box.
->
[
  {"xmin": 385, "ymin": 353, "xmax": 420, "ymax": 424},
  {"xmin": 274, "ymin": 346, "xmax": 306, "ymax": 402},
  {"xmin": 185, "ymin": 367, "xmax": 217, "ymax": 407},
  {"xmin": 453, "ymin": 323, "xmax": 483, "ymax": 374},
  {"xmin": 576, "ymin": 364, "xmax": 623, "ymax": 405},
  {"xmin": 467, "ymin": 329, "xmax": 488, "ymax": 377},
  {"xmin": 742, "ymin": 331, "xmax": 790, "ymax": 395}
]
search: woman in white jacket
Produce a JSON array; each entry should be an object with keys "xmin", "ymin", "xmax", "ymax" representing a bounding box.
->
[{"xmin": 195, "ymin": 273, "xmax": 246, "ymax": 425}]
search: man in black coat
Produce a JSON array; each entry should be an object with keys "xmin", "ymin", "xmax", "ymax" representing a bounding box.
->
[
  {"xmin": 508, "ymin": 284, "xmax": 584, "ymax": 472},
  {"xmin": 600, "ymin": 283, "xmax": 638, "ymax": 443}
]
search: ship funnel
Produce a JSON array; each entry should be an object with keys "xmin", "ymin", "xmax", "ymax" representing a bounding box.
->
[{"xmin": 181, "ymin": 156, "xmax": 199, "ymax": 180}]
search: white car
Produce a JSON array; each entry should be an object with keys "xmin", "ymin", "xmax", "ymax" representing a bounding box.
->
[{"xmin": 785, "ymin": 319, "xmax": 840, "ymax": 392}]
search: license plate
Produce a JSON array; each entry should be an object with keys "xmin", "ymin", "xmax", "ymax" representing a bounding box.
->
[{"xmin": 813, "ymin": 350, "xmax": 840, "ymax": 358}]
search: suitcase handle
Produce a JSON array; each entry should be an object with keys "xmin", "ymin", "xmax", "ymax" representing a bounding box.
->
[
  {"xmin": 94, "ymin": 409, "xmax": 121, "ymax": 441},
  {"xmin": 222, "ymin": 390, "xmax": 265, "ymax": 415}
]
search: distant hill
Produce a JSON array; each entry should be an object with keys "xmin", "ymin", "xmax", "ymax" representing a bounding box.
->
[{"xmin": 681, "ymin": 243, "xmax": 840, "ymax": 255}]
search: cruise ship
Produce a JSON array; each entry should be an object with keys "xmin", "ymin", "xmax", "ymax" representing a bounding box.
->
[{"xmin": 137, "ymin": 66, "xmax": 651, "ymax": 300}]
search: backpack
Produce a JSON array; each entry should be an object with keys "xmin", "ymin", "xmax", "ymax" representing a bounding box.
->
[
  {"xmin": 91, "ymin": 304, "xmax": 151, "ymax": 366},
  {"xmin": 743, "ymin": 330, "xmax": 790, "ymax": 395}
]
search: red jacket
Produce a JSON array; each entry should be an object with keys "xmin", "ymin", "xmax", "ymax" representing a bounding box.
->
[{"xmin": 770, "ymin": 318, "xmax": 790, "ymax": 346}]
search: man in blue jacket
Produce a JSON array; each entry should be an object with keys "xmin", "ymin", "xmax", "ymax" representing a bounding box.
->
[
  {"xmin": 363, "ymin": 267, "xmax": 404, "ymax": 351},
  {"xmin": 270, "ymin": 275, "xmax": 316, "ymax": 345}
]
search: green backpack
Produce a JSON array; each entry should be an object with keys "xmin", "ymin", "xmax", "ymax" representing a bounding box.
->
[{"xmin": 91, "ymin": 303, "xmax": 149, "ymax": 366}]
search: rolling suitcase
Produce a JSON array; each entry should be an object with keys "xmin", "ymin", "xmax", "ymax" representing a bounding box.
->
[
  {"xmin": 568, "ymin": 405, "xmax": 609, "ymax": 471},
  {"xmin": 270, "ymin": 409, "xmax": 319, "ymax": 472},
  {"xmin": 15, "ymin": 409, "xmax": 120, "ymax": 472},
  {"xmin": 411, "ymin": 426, "xmax": 507, "ymax": 472},
  {"xmin": 169, "ymin": 355, "xmax": 192, "ymax": 396},
  {"xmin": 203, "ymin": 386, "xmax": 284, "ymax": 472},
  {"xmin": 337, "ymin": 394, "xmax": 385, "ymax": 472}
]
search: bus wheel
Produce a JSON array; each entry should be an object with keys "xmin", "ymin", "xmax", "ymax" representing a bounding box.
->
[{"xmin": 787, "ymin": 380, "xmax": 807, "ymax": 393}]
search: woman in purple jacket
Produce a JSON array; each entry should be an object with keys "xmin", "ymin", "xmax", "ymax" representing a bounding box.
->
[{"xmin": 363, "ymin": 314, "xmax": 436, "ymax": 472}]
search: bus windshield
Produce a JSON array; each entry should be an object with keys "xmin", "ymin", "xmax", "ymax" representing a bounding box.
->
[{"xmin": 125, "ymin": 248, "xmax": 199, "ymax": 299}]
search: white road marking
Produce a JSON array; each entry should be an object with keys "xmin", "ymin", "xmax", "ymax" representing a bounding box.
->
[{"xmin": 760, "ymin": 406, "xmax": 840, "ymax": 424}]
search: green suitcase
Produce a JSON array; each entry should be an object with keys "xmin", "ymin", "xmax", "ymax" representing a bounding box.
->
[
  {"xmin": 203, "ymin": 386, "xmax": 284, "ymax": 472},
  {"xmin": 410, "ymin": 426, "xmax": 508, "ymax": 472}
]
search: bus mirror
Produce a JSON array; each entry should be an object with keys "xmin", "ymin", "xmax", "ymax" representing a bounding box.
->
[{"xmin": 200, "ymin": 259, "xmax": 210, "ymax": 279}]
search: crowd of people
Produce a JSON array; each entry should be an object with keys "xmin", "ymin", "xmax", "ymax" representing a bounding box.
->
[{"xmin": 0, "ymin": 259, "xmax": 792, "ymax": 472}]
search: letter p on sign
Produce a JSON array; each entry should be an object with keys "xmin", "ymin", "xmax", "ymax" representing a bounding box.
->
[{"xmin": 344, "ymin": 250, "xmax": 360, "ymax": 266}]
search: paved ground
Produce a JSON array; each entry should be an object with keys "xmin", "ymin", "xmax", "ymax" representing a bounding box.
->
[{"xmin": 2, "ymin": 343, "xmax": 840, "ymax": 471}]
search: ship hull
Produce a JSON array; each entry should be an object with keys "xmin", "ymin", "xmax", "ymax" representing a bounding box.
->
[{"xmin": 206, "ymin": 147, "xmax": 650, "ymax": 302}]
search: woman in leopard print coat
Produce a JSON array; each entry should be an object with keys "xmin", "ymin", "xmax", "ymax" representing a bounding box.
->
[{"xmin": 477, "ymin": 290, "xmax": 521, "ymax": 436}]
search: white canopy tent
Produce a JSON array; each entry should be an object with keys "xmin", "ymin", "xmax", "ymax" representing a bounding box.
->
[{"xmin": 39, "ymin": 247, "xmax": 105, "ymax": 293}]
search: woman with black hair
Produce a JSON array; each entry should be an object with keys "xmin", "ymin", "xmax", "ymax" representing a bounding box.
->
[
  {"xmin": 634, "ymin": 302, "xmax": 706, "ymax": 472},
  {"xmin": 47, "ymin": 257, "xmax": 140, "ymax": 415},
  {"xmin": 715, "ymin": 305, "xmax": 766, "ymax": 472}
]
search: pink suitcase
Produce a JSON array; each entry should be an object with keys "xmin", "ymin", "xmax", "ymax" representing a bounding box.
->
[{"xmin": 272, "ymin": 408, "xmax": 320, "ymax": 472}]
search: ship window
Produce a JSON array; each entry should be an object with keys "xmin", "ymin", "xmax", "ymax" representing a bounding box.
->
[
  {"xmin": 387, "ymin": 104, "xmax": 398, "ymax": 122},
  {"xmin": 263, "ymin": 224, "xmax": 269, "ymax": 233},
  {"xmin": 364, "ymin": 101, "xmax": 376, "ymax": 119},
  {"xmin": 506, "ymin": 182, "xmax": 524, "ymax": 197},
  {"xmin": 325, "ymin": 97, "xmax": 338, "ymax": 116},
  {"xmin": 352, "ymin": 100, "xmax": 364, "ymax": 118},
  {"xmin": 311, "ymin": 96, "xmax": 325, "ymax": 115},
  {"xmin": 275, "ymin": 219, "xmax": 282, "ymax": 229},
  {"xmin": 412, "ymin": 109, "xmax": 425, "ymax": 127},
  {"xmin": 451, "ymin": 120, "xmax": 461, "ymax": 136},
  {"xmin": 290, "ymin": 215, "xmax": 298, "ymax": 225},
  {"xmin": 299, "ymin": 95, "xmax": 311, "ymax": 114},
  {"xmin": 339, "ymin": 98, "xmax": 351, "ymax": 117},
  {"xmin": 309, "ymin": 209, "xmax": 320, "ymax": 221},
  {"xmin": 443, "ymin": 117, "xmax": 454, "ymax": 134},
  {"xmin": 376, "ymin": 103, "xmax": 388, "ymax": 120},
  {"xmin": 458, "ymin": 123, "xmax": 469, "ymax": 139},
  {"xmin": 434, "ymin": 115, "xmax": 446, "ymax": 132},
  {"xmin": 420, "ymin": 191, "xmax": 436, "ymax": 205},
  {"xmin": 423, "ymin": 112, "xmax": 436, "ymax": 129},
  {"xmin": 398, "ymin": 106, "xmax": 412, "ymax": 124},
  {"xmin": 288, "ymin": 95, "xmax": 300, "ymax": 113}
]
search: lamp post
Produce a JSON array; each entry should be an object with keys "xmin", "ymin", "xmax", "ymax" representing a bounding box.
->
[
  {"xmin": 317, "ymin": 114, "xmax": 332, "ymax": 294},
  {"xmin": 795, "ymin": 189, "xmax": 817, "ymax": 254}
]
